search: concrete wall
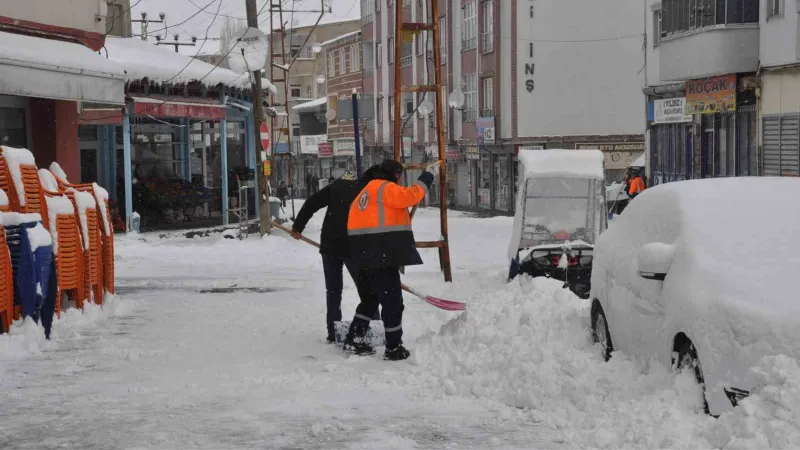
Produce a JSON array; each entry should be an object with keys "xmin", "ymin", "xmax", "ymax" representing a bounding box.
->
[
  {"xmin": 515, "ymin": 0, "xmax": 645, "ymax": 138},
  {"xmin": 2, "ymin": 0, "xmax": 108, "ymax": 35},
  {"xmin": 761, "ymin": 69, "xmax": 800, "ymax": 114},
  {"xmin": 658, "ymin": 26, "xmax": 759, "ymax": 81},
  {"xmin": 760, "ymin": 0, "xmax": 800, "ymax": 67}
]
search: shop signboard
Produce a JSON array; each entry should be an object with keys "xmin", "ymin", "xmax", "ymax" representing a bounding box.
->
[
  {"xmin": 274, "ymin": 142, "xmax": 290, "ymax": 154},
  {"xmin": 465, "ymin": 145, "xmax": 480, "ymax": 160},
  {"xmin": 300, "ymin": 134, "xmax": 327, "ymax": 154},
  {"xmin": 685, "ymin": 75, "xmax": 737, "ymax": 115},
  {"xmin": 577, "ymin": 142, "xmax": 645, "ymax": 170},
  {"xmin": 263, "ymin": 160, "xmax": 271, "ymax": 176},
  {"xmin": 653, "ymin": 98, "xmax": 693, "ymax": 124},
  {"xmin": 318, "ymin": 142, "xmax": 334, "ymax": 158},
  {"xmin": 446, "ymin": 146, "xmax": 460, "ymax": 160},
  {"xmin": 476, "ymin": 117, "xmax": 496, "ymax": 147}
]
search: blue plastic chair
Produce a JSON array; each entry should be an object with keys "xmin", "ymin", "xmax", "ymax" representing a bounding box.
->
[{"xmin": 3, "ymin": 218, "xmax": 55, "ymax": 337}]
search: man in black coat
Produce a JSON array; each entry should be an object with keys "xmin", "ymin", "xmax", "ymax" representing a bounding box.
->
[{"xmin": 291, "ymin": 166, "xmax": 382, "ymax": 343}]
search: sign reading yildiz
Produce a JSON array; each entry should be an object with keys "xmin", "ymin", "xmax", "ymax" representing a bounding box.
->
[
  {"xmin": 318, "ymin": 142, "xmax": 333, "ymax": 158},
  {"xmin": 686, "ymin": 75, "xmax": 737, "ymax": 115},
  {"xmin": 300, "ymin": 134, "xmax": 328, "ymax": 154},
  {"xmin": 653, "ymin": 98, "xmax": 693, "ymax": 124}
]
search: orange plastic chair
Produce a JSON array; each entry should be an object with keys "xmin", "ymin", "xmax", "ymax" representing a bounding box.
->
[
  {"xmin": 0, "ymin": 147, "xmax": 47, "ymax": 227},
  {"xmin": 0, "ymin": 207, "xmax": 13, "ymax": 333},
  {"xmin": 41, "ymin": 186, "xmax": 85, "ymax": 315},
  {"xmin": 51, "ymin": 167, "xmax": 114, "ymax": 299},
  {"xmin": 64, "ymin": 190, "xmax": 103, "ymax": 306}
]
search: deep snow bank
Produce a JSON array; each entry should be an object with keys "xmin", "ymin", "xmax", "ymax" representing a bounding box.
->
[{"xmin": 412, "ymin": 275, "xmax": 800, "ymax": 448}]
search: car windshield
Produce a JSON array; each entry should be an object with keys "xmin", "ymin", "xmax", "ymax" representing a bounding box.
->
[{"xmin": 521, "ymin": 177, "xmax": 604, "ymax": 247}]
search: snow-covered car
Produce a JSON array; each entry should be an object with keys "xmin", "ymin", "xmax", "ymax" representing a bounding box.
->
[
  {"xmin": 508, "ymin": 149, "xmax": 607, "ymax": 299},
  {"xmin": 589, "ymin": 177, "xmax": 800, "ymax": 416}
]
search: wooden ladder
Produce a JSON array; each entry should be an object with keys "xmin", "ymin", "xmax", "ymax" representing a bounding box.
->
[
  {"xmin": 392, "ymin": 0, "xmax": 453, "ymax": 282},
  {"xmin": 268, "ymin": 1, "xmax": 295, "ymax": 191}
]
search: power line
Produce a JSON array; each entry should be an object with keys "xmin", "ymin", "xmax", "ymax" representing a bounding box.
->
[
  {"xmin": 132, "ymin": 0, "xmax": 219, "ymax": 38},
  {"xmin": 104, "ymin": 0, "xmax": 144, "ymax": 37}
]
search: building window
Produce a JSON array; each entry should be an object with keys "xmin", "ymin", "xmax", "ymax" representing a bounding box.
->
[
  {"xmin": 389, "ymin": 96, "xmax": 395, "ymax": 121},
  {"xmin": 362, "ymin": 0, "xmax": 375, "ymax": 23},
  {"xmin": 439, "ymin": 16, "xmax": 447, "ymax": 64},
  {"xmin": 328, "ymin": 53, "xmax": 335, "ymax": 77},
  {"xmin": 291, "ymin": 85, "xmax": 302, "ymax": 98},
  {"xmin": 351, "ymin": 44, "xmax": 361, "ymax": 72},
  {"xmin": 462, "ymin": 1, "xmax": 477, "ymax": 51},
  {"xmin": 376, "ymin": 41, "xmax": 383, "ymax": 67},
  {"xmin": 388, "ymin": 37, "xmax": 395, "ymax": 64},
  {"xmin": 0, "ymin": 107, "xmax": 27, "ymax": 148},
  {"xmin": 661, "ymin": 0, "xmax": 758, "ymax": 37},
  {"xmin": 292, "ymin": 125, "xmax": 301, "ymax": 137},
  {"xmin": 401, "ymin": 41, "xmax": 413, "ymax": 67},
  {"xmin": 377, "ymin": 97, "xmax": 384, "ymax": 122},
  {"xmin": 481, "ymin": 1, "xmax": 494, "ymax": 53},
  {"xmin": 463, "ymin": 73, "xmax": 477, "ymax": 122},
  {"xmin": 403, "ymin": 0, "xmax": 411, "ymax": 7},
  {"xmin": 417, "ymin": 32, "xmax": 425, "ymax": 56},
  {"xmin": 653, "ymin": 9, "xmax": 662, "ymax": 47},
  {"xmin": 767, "ymin": 0, "xmax": 782, "ymax": 17},
  {"xmin": 376, "ymin": 0, "xmax": 381, "ymax": 11},
  {"xmin": 339, "ymin": 48, "xmax": 347, "ymax": 74},
  {"xmin": 481, "ymin": 77, "xmax": 494, "ymax": 117},
  {"xmin": 404, "ymin": 93, "xmax": 414, "ymax": 116}
]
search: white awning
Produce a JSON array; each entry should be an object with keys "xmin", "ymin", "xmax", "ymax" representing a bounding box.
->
[
  {"xmin": 292, "ymin": 97, "xmax": 327, "ymax": 111},
  {"xmin": 0, "ymin": 31, "xmax": 125, "ymax": 104}
]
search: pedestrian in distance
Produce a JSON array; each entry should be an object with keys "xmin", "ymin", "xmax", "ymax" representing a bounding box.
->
[
  {"xmin": 290, "ymin": 166, "xmax": 383, "ymax": 343},
  {"xmin": 344, "ymin": 159, "xmax": 436, "ymax": 361},
  {"xmin": 277, "ymin": 181, "xmax": 288, "ymax": 207}
]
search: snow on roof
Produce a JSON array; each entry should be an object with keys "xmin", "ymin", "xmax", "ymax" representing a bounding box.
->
[
  {"xmin": 104, "ymin": 37, "xmax": 273, "ymax": 89},
  {"xmin": 0, "ymin": 31, "xmax": 125, "ymax": 80},
  {"xmin": 320, "ymin": 30, "xmax": 361, "ymax": 48},
  {"xmin": 292, "ymin": 97, "xmax": 327, "ymax": 111},
  {"xmin": 0, "ymin": 146, "xmax": 36, "ymax": 206},
  {"xmin": 518, "ymin": 149, "xmax": 605, "ymax": 180}
]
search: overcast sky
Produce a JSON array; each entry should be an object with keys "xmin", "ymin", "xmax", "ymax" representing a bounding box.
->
[{"xmin": 130, "ymin": 0, "xmax": 360, "ymax": 55}]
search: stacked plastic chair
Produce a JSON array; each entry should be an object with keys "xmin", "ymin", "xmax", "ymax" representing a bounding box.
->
[
  {"xmin": 0, "ymin": 147, "xmax": 56, "ymax": 337},
  {"xmin": 51, "ymin": 163, "xmax": 114, "ymax": 300},
  {"xmin": 0, "ymin": 189, "xmax": 13, "ymax": 333},
  {"xmin": 39, "ymin": 169, "xmax": 85, "ymax": 314}
]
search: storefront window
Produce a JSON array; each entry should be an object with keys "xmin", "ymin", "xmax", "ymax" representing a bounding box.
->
[
  {"xmin": 0, "ymin": 107, "xmax": 26, "ymax": 147},
  {"xmin": 478, "ymin": 153, "xmax": 491, "ymax": 209},
  {"xmin": 652, "ymin": 123, "xmax": 692, "ymax": 185},
  {"xmin": 494, "ymin": 154, "xmax": 510, "ymax": 211},
  {"xmin": 737, "ymin": 107, "xmax": 757, "ymax": 176}
]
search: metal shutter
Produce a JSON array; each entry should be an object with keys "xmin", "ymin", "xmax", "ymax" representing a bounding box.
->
[
  {"xmin": 457, "ymin": 160, "xmax": 471, "ymax": 206},
  {"xmin": 762, "ymin": 114, "xmax": 800, "ymax": 177}
]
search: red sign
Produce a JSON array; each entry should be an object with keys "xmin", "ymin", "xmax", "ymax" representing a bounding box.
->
[
  {"xmin": 685, "ymin": 74, "xmax": 737, "ymax": 114},
  {"xmin": 260, "ymin": 122, "xmax": 270, "ymax": 152},
  {"xmin": 132, "ymin": 98, "xmax": 226, "ymax": 120},
  {"xmin": 318, "ymin": 142, "xmax": 333, "ymax": 158}
]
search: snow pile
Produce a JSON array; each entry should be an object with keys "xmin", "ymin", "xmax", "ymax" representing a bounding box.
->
[
  {"xmin": 69, "ymin": 189, "xmax": 97, "ymax": 250},
  {"xmin": 38, "ymin": 169, "xmax": 60, "ymax": 192},
  {"xmin": 706, "ymin": 355, "xmax": 800, "ymax": 448},
  {"xmin": 43, "ymin": 193, "xmax": 75, "ymax": 254},
  {"xmin": 0, "ymin": 30, "xmax": 124, "ymax": 80},
  {"xmin": 104, "ymin": 37, "xmax": 263, "ymax": 88},
  {"xmin": 49, "ymin": 162, "xmax": 69, "ymax": 183},
  {"xmin": 0, "ymin": 188, "xmax": 7, "ymax": 208},
  {"xmin": 92, "ymin": 183, "xmax": 112, "ymax": 236},
  {"xmin": 0, "ymin": 294, "xmax": 131, "ymax": 362},
  {"xmin": 27, "ymin": 222, "xmax": 52, "ymax": 251},
  {"xmin": 517, "ymin": 148, "xmax": 605, "ymax": 180},
  {"xmin": 0, "ymin": 146, "xmax": 36, "ymax": 206}
]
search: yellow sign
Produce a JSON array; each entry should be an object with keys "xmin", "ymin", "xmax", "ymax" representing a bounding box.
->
[{"xmin": 263, "ymin": 160, "xmax": 271, "ymax": 176}]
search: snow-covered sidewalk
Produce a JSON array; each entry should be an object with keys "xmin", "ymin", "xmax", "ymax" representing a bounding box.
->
[{"xmin": 1, "ymin": 208, "xmax": 798, "ymax": 449}]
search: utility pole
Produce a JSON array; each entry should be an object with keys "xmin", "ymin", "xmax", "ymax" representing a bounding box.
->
[
  {"xmin": 132, "ymin": 12, "xmax": 165, "ymax": 41},
  {"xmin": 155, "ymin": 34, "xmax": 197, "ymax": 53},
  {"xmin": 245, "ymin": 0, "xmax": 272, "ymax": 235}
]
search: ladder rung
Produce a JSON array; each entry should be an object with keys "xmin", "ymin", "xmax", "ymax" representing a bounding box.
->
[
  {"xmin": 401, "ymin": 23, "xmax": 434, "ymax": 32},
  {"xmin": 416, "ymin": 240, "xmax": 445, "ymax": 249},
  {"xmin": 401, "ymin": 85, "xmax": 439, "ymax": 93}
]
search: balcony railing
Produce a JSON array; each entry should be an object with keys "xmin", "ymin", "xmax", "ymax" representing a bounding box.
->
[
  {"xmin": 481, "ymin": 33, "xmax": 494, "ymax": 53},
  {"xmin": 462, "ymin": 38, "xmax": 477, "ymax": 52},
  {"xmin": 480, "ymin": 109, "xmax": 494, "ymax": 118},
  {"xmin": 462, "ymin": 109, "xmax": 477, "ymax": 123}
]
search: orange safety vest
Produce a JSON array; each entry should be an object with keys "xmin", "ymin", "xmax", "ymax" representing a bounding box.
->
[
  {"xmin": 347, "ymin": 178, "xmax": 428, "ymax": 268},
  {"xmin": 628, "ymin": 176, "xmax": 645, "ymax": 196}
]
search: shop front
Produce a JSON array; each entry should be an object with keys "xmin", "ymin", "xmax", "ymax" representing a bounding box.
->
[
  {"xmin": 647, "ymin": 93, "xmax": 694, "ymax": 186},
  {"xmin": 759, "ymin": 68, "xmax": 799, "ymax": 177}
]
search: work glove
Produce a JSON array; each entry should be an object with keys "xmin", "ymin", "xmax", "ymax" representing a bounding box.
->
[{"xmin": 417, "ymin": 171, "xmax": 434, "ymax": 190}]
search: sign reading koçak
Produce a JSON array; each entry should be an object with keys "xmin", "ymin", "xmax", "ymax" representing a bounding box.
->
[{"xmin": 654, "ymin": 98, "xmax": 692, "ymax": 124}]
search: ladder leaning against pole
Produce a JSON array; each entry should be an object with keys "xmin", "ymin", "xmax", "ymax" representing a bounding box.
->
[{"xmin": 392, "ymin": 0, "xmax": 453, "ymax": 282}]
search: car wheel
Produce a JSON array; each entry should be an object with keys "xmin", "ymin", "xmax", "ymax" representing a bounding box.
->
[
  {"xmin": 672, "ymin": 336, "xmax": 711, "ymax": 415},
  {"xmin": 591, "ymin": 301, "xmax": 613, "ymax": 362}
]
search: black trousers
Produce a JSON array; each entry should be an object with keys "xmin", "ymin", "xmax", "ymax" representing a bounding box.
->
[
  {"xmin": 349, "ymin": 267, "xmax": 404, "ymax": 349},
  {"xmin": 321, "ymin": 253, "xmax": 379, "ymax": 339}
]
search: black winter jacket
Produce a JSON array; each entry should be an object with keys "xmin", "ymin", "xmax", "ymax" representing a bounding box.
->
[{"xmin": 292, "ymin": 175, "xmax": 374, "ymax": 258}]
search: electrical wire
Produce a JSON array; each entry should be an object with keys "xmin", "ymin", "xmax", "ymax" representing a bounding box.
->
[
  {"xmin": 104, "ymin": 0, "xmax": 144, "ymax": 37},
  {"xmin": 132, "ymin": 0, "xmax": 218, "ymax": 38}
]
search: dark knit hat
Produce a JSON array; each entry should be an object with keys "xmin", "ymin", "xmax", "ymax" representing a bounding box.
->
[{"xmin": 380, "ymin": 159, "xmax": 404, "ymax": 177}]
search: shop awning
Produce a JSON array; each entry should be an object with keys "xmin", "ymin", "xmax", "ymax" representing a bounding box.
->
[
  {"xmin": 292, "ymin": 97, "xmax": 328, "ymax": 111},
  {"xmin": 131, "ymin": 96, "xmax": 227, "ymax": 120},
  {"xmin": 0, "ymin": 31, "xmax": 125, "ymax": 104}
]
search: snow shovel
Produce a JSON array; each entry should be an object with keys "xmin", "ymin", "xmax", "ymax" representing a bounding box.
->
[{"xmin": 270, "ymin": 220, "xmax": 465, "ymax": 311}]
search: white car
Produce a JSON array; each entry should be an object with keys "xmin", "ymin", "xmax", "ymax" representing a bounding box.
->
[{"xmin": 589, "ymin": 177, "xmax": 800, "ymax": 416}]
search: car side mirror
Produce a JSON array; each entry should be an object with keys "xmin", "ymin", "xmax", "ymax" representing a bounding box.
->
[{"xmin": 637, "ymin": 242, "xmax": 675, "ymax": 281}]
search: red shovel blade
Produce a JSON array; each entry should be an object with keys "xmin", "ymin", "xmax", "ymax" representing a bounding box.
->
[{"xmin": 425, "ymin": 295, "xmax": 466, "ymax": 311}]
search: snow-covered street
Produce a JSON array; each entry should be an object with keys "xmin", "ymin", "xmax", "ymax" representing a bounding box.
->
[{"xmin": 1, "ymin": 208, "xmax": 799, "ymax": 449}]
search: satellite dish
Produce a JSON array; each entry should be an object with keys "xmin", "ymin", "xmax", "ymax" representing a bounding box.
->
[
  {"xmin": 448, "ymin": 90, "xmax": 465, "ymax": 109},
  {"xmin": 417, "ymin": 99, "xmax": 434, "ymax": 116},
  {"xmin": 312, "ymin": 43, "xmax": 323, "ymax": 54},
  {"xmin": 316, "ymin": 75, "xmax": 326, "ymax": 84},
  {"xmin": 325, "ymin": 109, "xmax": 337, "ymax": 121},
  {"xmin": 227, "ymin": 27, "xmax": 269, "ymax": 74}
]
